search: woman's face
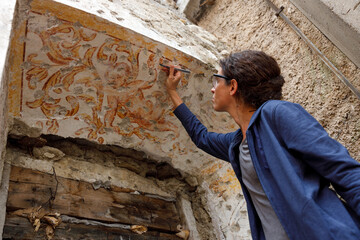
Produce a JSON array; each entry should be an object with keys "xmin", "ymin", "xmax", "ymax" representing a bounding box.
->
[{"xmin": 211, "ymin": 68, "xmax": 232, "ymax": 112}]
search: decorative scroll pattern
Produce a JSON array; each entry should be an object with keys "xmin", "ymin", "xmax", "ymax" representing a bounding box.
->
[{"xmin": 23, "ymin": 13, "xmax": 178, "ymax": 144}]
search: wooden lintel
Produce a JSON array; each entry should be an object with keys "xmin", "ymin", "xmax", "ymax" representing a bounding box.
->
[
  {"xmin": 6, "ymin": 166, "xmax": 181, "ymax": 232},
  {"xmin": 3, "ymin": 215, "xmax": 182, "ymax": 240}
]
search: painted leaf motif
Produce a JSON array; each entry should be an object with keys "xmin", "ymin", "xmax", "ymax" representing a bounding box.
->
[
  {"xmin": 43, "ymin": 71, "xmax": 62, "ymax": 92},
  {"xmin": 46, "ymin": 119, "xmax": 59, "ymax": 134},
  {"xmin": 83, "ymin": 47, "xmax": 97, "ymax": 68},
  {"xmin": 75, "ymin": 127, "xmax": 91, "ymax": 136},
  {"xmin": 39, "ymin": 25, "xmax": 75, "ymax": 65},
  {"xmin": 26, "ymin": 98, "xmax": 43, "ymax": 108},
  {"xmin": 70, "ymin": 45, "xmax": 81, "ymax": 59},
  {"xmin": 26, "ymin": 67, "xmax": 48, "ymax": 81},
  {"xmin": 26, "ymin": 53, "xmax": 42, "ymax": 64},
  {"xmin": 92, "ymin": 112, "xmax": 103, "ymax": 129},
  {"xmin": 41, "ymin": 102, "xmax": 60, "ymax": 118},
  {"xmin": 26, "ymin": 67, "xmax": 48, "ymax": 89},
  {"xmin": 45, "ymin": 39, "xmax": 74, "ymax": 65},
  {"xmin": 53, "ymin": 88, "xmax": 62, "ymax": 94},
  {"xmin": 77, "ymin": 94, "xmax": 95, "ymax": 104},
  {"xmin": 79, "ymin": 113, "xmax": 92, "ymax": 124},
  {"xmin": 109, "ymin": 53, "xmax": 118, "ymax": 64},
  {"xmin": 65, "ymin": 95, "xmax": 79, "ymax": 116},
  {"xmin": 79, "ymin": 29, "xmax": 96, "ymax": 41},
  {"xmin": 62, "ymin": 66, "xmax": 86, "ymax": 91},
  {"xmin": 88, "ymin": 129, "xmax": 97, "ymax": 140}
]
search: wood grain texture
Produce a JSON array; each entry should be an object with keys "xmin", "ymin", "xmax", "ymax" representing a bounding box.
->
[
  {"xmin": 6, "ymin": 166, "xmax": 181, "ymax": 232},
  {"xmin": 3, "ymin": 215, "xmax": 182, "ymax": 240}
]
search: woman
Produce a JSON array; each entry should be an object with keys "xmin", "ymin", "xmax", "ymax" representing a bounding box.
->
[{"xmin": 163, "ymin": 50, "xmax": 360, "ymax": 240}]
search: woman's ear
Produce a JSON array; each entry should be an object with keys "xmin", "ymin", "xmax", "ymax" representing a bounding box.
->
[{"xmin": 229, "ymin": 79, "xmax": 238, "ymax": 96}]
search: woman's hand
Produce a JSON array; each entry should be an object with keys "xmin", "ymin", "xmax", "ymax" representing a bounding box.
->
[
  {"xmin": 162, "ymin": 65, "xmax": 183, "ymax": 108},
  {"xmin": 164, "ymin": 65, "xmax": 182, "ymax": 92}
]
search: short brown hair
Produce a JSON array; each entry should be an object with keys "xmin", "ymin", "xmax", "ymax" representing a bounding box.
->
[{"xmin": 220, "ymin": 50, "xmax": 284, "ymax": 109}]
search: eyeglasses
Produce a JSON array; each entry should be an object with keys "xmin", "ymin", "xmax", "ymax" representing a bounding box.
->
[{"xmin": 212, "ymin": 74, "xmax": 231, "ymax": 88}]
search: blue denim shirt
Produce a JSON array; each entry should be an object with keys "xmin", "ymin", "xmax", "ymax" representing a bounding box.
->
[{"xmin": 174, "ymin": 100, "xmax": 360, "ymax": 240}]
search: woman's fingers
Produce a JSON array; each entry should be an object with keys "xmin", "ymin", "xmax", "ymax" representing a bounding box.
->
[
  {"xmin": 164, "ymin": 65, "xmax": 182, "ymax": 91},
  {"xmin": 160, "ymin": 65, "xmax": 184, "ymax": 107},
  {"xmin": 169, "ymin": 65, "xmax": 175, "ymax": 77}
]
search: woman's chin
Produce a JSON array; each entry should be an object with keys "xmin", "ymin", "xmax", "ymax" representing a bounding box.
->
[
  {"xmin": 213, "ymin": 104, "xmax": 228, "ymax": 113},
  {"xmin": 212, "ymin": 105, "xmax": 222, "ymax": 112},
  {"xmin": 212, "ymin": 103, "xmax": 217, "ymax": 111}
]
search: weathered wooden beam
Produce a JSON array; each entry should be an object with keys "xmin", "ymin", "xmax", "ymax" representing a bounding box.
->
[
  {"xmin": 3, "ymin": 215, "xmax": 182, "ymax": 240},
  {"xmin": 7, "ymin": 166, "xmax": 181, "ymax": 232}
]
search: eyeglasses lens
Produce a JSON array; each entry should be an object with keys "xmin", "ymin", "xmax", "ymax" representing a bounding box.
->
[{"xmin": 212, "ymin": 76, "xmax": 218, "ymax": 88}]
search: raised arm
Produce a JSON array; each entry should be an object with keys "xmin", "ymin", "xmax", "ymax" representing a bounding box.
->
[{"xmin": 162, "ymin": 65, "xmax": 235, "ymax": 161}]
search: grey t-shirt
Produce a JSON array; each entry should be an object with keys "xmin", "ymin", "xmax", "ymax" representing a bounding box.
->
[{"xmin": 239, "ymin": 138, "xmax": 289, "ymax": 240}]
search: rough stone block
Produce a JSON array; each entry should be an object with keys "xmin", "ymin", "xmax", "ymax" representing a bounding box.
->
[{"xmin": 177, "ymin": 0, "xmax": 201, "ymax": 22}]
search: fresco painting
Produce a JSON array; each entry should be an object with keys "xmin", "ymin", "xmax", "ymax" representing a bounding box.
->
[
  {"xmin": 17, "ymin": 11, "xmax": 179, "ymax": 144},
  {"xmin": 7, "ymin": 0, "xmax": 221, "ymax": 162}
]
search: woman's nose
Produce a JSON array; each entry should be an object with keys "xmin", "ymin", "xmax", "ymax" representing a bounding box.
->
[{"xmin": 211, "ymin": 87, "xmax": 215, "ymax": 93}]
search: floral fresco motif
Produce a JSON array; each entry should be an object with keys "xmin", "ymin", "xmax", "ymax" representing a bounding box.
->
[{"xmin": 23, "ymin": 13, "xmax": 178, "ymax": 144}]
